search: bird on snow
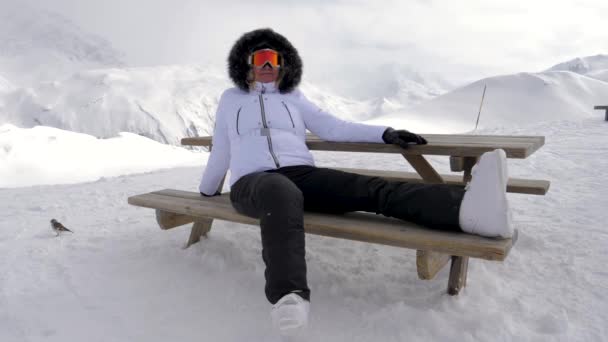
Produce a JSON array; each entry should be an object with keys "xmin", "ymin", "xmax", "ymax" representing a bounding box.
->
[{"xmin": 50, "ymin": 219, "xmax": 73, "ymax": 236}]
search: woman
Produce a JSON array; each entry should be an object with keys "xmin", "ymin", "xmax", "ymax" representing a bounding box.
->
[{"xmin": 199, "ymin": 28, "xmax": 512, "ymax": 337}]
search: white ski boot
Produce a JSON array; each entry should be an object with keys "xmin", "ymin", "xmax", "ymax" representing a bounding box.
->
[
  {"xmin": 459, "ymin": 149, "xmax": 513, "ymax": 238},
  {"xmin": 271, "ymin": 293, "xmax": 310, "ymax": 339}
]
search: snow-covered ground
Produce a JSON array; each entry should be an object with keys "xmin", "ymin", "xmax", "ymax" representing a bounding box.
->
[{"xmin": 1, "ymin": 117, "xmax": 606, "ymax": 341}]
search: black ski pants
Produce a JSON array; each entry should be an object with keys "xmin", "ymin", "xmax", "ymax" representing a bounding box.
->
[{"xmin": 229, "ymin": 165, "xmax": 466, "ymax": 304}]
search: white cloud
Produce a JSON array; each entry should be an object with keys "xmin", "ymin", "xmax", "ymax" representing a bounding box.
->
[{"xmin": 19, "ymin": 0, "xmax": 608, "ymax": 93}]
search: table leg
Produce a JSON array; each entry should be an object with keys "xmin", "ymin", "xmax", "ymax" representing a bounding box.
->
[
  {"xmin": 401, "ymin": 154, "xmax": 453, "ymax": 282},
  {"xmin": 184, "ymin": 172, "xmax": 227, "ymax": 248},
  {"xmin": 185, "ymin": 218, "xmax": 213, "ymax": 248},
  {"xmin": 462, "ymin": 157, "xmax": 479, "ymax": 183},
  {"xmin": 447, "ymin": 256, "xmax": 469, "ymax": 295},
  {"xmin": 401, "ymin": 154, "xmax": 445, "ymax": 184}
]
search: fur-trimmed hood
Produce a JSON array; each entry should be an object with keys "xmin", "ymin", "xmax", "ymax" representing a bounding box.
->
[{"xmin": 228, "ymin": 28, "xmax": 303, "ymax": 94}]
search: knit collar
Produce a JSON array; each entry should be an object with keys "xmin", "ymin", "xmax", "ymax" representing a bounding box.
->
[{"xmin": 253, "ymin": 81, "xmax": 278, "ymax": 94}]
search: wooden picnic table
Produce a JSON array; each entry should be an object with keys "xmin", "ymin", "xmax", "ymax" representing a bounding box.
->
[{"xmin": 175, "ymin": 133, "xmax": 548, "ymax": 294}]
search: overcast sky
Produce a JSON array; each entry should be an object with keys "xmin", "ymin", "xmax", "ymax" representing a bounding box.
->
[{"xmin": 26, "ymin": 0, "xmax": 608, "ymax": 93}]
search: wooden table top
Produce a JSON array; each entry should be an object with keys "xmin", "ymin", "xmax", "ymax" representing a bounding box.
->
[{"xmin": 181, "ymin": 133, "xmax": 545, "ymax": 159}]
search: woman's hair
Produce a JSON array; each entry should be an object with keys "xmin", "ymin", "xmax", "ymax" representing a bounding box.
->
[{"xmin": 228, "ymin": 28, "xmax": 302, "ymax": 94}]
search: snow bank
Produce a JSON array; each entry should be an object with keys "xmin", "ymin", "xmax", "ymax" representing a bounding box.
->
[{"xmin": 0, "ymin": 124, "xmax": 205, "ymax": 188}]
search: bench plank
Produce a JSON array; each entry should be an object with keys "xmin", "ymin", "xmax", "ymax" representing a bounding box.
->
[
  {"xmin": 128, "ymin": 189, "xmax": 515, "ymax": 261},
  {"xmin": 333, "ymin": 167, "xmax": 550, "ymax": 195}
]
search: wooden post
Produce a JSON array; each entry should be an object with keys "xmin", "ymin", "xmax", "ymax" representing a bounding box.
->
[
  {"xmin": 462, "ymin": 157, "xmax": 479, "ymax": 183},
  {"xmin": 594, "ymin": 105, "xmax": 608, "ymax": 121},
  {"xmin": 449, "ymin": 156, "xmax": 465, "ymax": 172},
  {"xmin": 185, "ymin": 218, "xmax": 213, "ymax": 248},
  {"xmin": 447, "ymin": 256, "xmax": 469, "ymax": 295}
]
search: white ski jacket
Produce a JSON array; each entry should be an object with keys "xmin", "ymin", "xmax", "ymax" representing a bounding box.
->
[{"xmin": 198, "ymin": 81, "xmax": 389, "ymax": 195}]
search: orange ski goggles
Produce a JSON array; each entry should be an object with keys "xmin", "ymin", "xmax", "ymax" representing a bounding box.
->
[{"xmin": 248, "ymin": 49, "xmax": 281, "ymax": 68}]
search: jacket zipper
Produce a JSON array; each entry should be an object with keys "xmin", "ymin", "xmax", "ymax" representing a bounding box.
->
[
  {"xmin": 236, "ymin": 107, "xmax": 242, "ymax": 135},
  {"xmin": 281, "ymin": 101, "xmax": 295, "ymax": 128},
  {"xmin": 259, "ymin": 94, "xmax": 280, "ymax": 168}
]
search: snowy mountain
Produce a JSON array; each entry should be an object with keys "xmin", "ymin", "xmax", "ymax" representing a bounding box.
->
[
  {"xmin": 0, "ymin": 64, "xmax": 380, "ymax": 145},
  {"xmin": 0, "ymin": 74, "xmax": 13, "ymax": 93},
  {"xmin": 0, "ymin": 2, "xmax": 124, "ymax": 86},
  {"xmin": 546, "ymin": 54, "xmax": 608, "ymax": 82},
  {"xmin": 327, "ymin": 63, "xmax": 454, "ymax": 111},
  {"xmin": 0, "ymin": 65, "xmax": 231, "ymax": 145},
  {"xmin": 367, "ymin": 59, "xmax": 608, "ymax": 133},
  {"xmin": 0, "ymin": 62, "xmax": 450, "ymax": 143}
]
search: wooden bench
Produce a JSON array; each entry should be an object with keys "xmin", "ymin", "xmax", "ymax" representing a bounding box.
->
[
  {"xmin": 128, "ymin": 133, "xmax": 549, "ymax": 295},
  {"xmin": 594, "ymin": 105, "xmax": 608, "ymax": 121}
]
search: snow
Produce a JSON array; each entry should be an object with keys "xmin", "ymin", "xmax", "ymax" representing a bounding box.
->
[
  {"xmin": 0, "ymin": 124, "xmax": 205, "ymax": 188},
  {"xmin": 1, "ymin": 117, "xmax": 607, "ymax": 341},
  {"xmin": 2, "ymin": 43, "xmax": 608, "ymax": 341},
  {"xmin": 366, "ymin": 69, "xmax": 608, "ymax": 133}
]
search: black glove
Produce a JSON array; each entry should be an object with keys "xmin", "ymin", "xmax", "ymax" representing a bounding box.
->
[
  {"xmin": 200, "ymin": 191, "xmax": 220, "ymax": 197},
  {"xmin": 382, "ymin": 127, "xmax": 427, "ymax": 148}
]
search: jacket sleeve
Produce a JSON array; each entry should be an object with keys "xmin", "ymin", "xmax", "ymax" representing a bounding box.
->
[
  {"xmin": 293, "ymin": 89, "xmax": 388, "ymax": 143},
  {"xmin": 198, "ymin": 92, "xmax": 231, "ymax": 195}
]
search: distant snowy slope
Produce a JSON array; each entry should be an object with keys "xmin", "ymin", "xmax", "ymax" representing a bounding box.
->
[
  {"xmin": 0, "ymin": 124, "xmax": 204, "ymax": 188},
  {"xmin": 300, "ymin": 81, "xmax": 378, "ymax": 121},
  {"xmin": 330, "ymin": 64, "xmax": 454, "ymax": 112},
  {"xmin": 368, "ymin": 70, "xmax": 608, "ymax": 133},
  {"xmin": 0, "ymin": 65, "xmax": 383, "ymax": 144},
  {"xmin": 0, "ymin": 65, "xmax": 231, "ymax": 144},
  {"xmin": 0, "ymin": 74, "xmax": 13, "ymax": 93},
  {"xmin": 0, "ymin": 2, "xmax": 124, "ymax": 86},
  {"xmin": 547, "ymin": 54, "xmax": 608, "ymax": 82}
]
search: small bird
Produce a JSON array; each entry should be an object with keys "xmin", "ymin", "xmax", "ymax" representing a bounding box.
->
[{"xmin": 50, "ymin": 219, "xmax": 73, "ymax": 236}]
